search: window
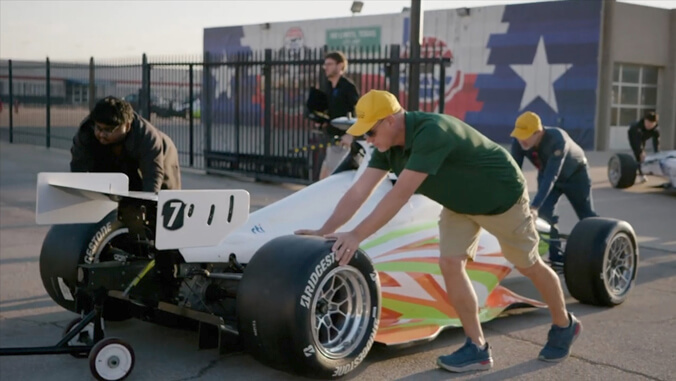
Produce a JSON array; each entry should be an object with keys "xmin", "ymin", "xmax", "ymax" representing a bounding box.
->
[{"xmin": 609, "ymin": 63, "xmax": 660, "ymax": 149}]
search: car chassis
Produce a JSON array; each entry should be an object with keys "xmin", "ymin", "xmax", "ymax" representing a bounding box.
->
[{"xmin": 0, "ymin": 137, "xmax": 639, "ymax": 380}]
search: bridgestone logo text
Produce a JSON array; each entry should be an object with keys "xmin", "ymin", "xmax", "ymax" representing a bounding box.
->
[
  {"xmin": 332, "ymin": 306, "xmax": 379, "ymax": 377},
  {"xmin": 85, "ymin": 222, "xmax": 112, "ymax": 263},
  {"xmin": 300, "ymin": 252, "xmax": 335, "ymax": 309}
]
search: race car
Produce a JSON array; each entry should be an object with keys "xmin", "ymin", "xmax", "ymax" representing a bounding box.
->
[
  {"xmin": 27, "ymin": 139, "xmax": 637, "ymax": 380},
  {"xmin": 608, "ymin": 150, "xmax": 676, "ymax": 189}
]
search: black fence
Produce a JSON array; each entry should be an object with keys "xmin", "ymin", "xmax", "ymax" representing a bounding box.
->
[{"xmin": 0, "ymin": 45, "xmax": 451, "ymax": 183}]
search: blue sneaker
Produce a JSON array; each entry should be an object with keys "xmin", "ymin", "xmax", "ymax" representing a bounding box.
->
[
  {"xmin": 539, "ymin": 313, "xmax": 582, "ymax": 362},
  {"xmin": 437, "ymin": 338, "xmax": 493, "ymax": 372}
]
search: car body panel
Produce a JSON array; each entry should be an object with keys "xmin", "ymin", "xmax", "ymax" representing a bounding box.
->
[
  {"xmin": 180, "ymin": 142, "xmax": 546, "ymax": 345},
  {"xmin": 642, "ymin": 150, "xmax": 676, "ymax": 187}
]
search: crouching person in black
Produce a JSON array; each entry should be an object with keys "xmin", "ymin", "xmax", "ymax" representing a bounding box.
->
[
  {"xmin": 628, "ymin": 110, "xmax": 660, "ymax": 183},
  {"xmin": 71, "ymin": 96, "xmax": 181, "ymax": 192}
]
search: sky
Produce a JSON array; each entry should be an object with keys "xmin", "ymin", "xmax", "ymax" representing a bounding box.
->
[{"xmin": 1, "ymin": 0, "xmax": 674, "ymax": 61}]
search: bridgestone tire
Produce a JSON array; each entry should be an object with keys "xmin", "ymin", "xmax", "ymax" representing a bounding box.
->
[
  {"xmin": 40, "ymin": 210, "xmax": 132, "ymax": 321},
  {"xmin": 608, "ymin": 153, "xmax": 638, "ymax": 188},
  {"xmin": 237, "ymin": 235, "xmax": 381, "ymax": 379},
  {"xmin": 564, "ymin": 218, "xmax": 638, "ymax": 306}
]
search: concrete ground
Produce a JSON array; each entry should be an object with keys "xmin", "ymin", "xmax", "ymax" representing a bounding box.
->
[{"xmin": 0, "ymin": 141, "xmax": 674, "ymax": 380}]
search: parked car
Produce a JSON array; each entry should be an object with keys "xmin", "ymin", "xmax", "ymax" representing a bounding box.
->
[{"xmin": 123, "ymin": 93, "xmax": 188, "ymax": 118}]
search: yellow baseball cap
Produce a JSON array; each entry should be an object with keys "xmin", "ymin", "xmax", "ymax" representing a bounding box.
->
[
  {"xmin": 510, "ymin": 111, "xmax": 543, "ymax": 140},
  {"xmin": 346, "ymin": 90, "xmax": 402, "ymax": 136}
]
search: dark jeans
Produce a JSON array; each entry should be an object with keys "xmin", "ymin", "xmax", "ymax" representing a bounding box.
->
[{"xmin": 539, "ymin": 166, "xmax": 599, "ymax": 259}]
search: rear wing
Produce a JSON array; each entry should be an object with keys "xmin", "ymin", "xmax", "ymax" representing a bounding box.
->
[{"xmin": 36, "ymin": 172, "xmax": 250, "ymax": 250}]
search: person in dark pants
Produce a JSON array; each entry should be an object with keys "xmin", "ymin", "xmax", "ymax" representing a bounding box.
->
[
  {"xmin": 71, "ymin": 96, "xmax": 181, "ymax": 192},
  {"xmin": 318, "ymin": 51, "xmax": 360, "ymax": 179},
  {"xmin": 510, "ymin": 111, "xmax": 598, "ymax": 269},
  {"xmin": 628, "ymin": 110, "xmax": 660, "ymax": 183}
]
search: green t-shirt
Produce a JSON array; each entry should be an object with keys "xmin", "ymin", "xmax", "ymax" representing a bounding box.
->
[{"xmin": 368, "ymin": 112, "xmax": 525, "ymax": 215}]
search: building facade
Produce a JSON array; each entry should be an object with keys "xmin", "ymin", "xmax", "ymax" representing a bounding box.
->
[{"xmin": 204, "ymin": 0, "xmax": 675, "ymax": 150}]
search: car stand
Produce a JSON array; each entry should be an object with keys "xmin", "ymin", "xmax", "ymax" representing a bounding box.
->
[
  {"xmin": 0, "ymin": 261, "xmax": 157, "ymax": 380},
  {"xmin": 0, "ymin": 297, "xmax": 105, "ymax": 357}
]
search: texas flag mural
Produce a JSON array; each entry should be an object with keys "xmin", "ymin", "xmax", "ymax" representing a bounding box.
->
[
  {"xmin": 204, "ymin": 0, "xmax": 602, "ymax": 149},
  {"xmin": 466, "ymin": 0, "xmax": 602, "ymax": 148}
]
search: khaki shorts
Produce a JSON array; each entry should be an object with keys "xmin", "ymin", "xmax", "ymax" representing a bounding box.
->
[
  {"xmin": 438, "ymin": 190, "xmax": 539, "ymax": 268},
  {"xmin": 321, "ymin": 144, "xmax": 349, "ymax": 174}
]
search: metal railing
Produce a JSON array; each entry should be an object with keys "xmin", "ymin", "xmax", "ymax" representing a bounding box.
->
[{"xmin": 0, "ymin": 45, "xmax": 451, "ymax": 183}]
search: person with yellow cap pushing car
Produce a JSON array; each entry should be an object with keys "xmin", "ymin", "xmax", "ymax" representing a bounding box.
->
[
  {"xmin": 296, "ymin": 90, "xmax": 582, "ymax": 373},
  {"xmin": 510, "ymin": 111, "xmax": 598, "ymax": 270}
]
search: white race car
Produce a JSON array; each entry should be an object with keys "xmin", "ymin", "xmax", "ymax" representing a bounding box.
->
[
  {"xmin": 608, "ymin": 150, "xmax": 676, "ymax": 189},
  {"xmin": 6, "ymin": 140, "xmax": 638, "ymax": 380}
]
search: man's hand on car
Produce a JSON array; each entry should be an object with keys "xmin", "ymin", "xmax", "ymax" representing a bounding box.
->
[
  {"xmin": 324, "ymin": 231, "xmax": 361, "ymax": 266},
  {"xmin": 294, "ymin": 228, "xmax": 326, "ymax": 236}
]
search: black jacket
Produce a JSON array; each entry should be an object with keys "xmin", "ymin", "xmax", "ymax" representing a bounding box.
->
[
  {"xmin": 628, "ymin": 118, "xmax": 660, "ymax": 154},
  {"xmin": 511, "ymin": 127, "xmax": 588, "ymax": 209},
  {"xmin": 70, "ymin": 113, "xmax": 181, "ymax": 192},
  {"xmin": 322, "ymin": 76, "xmax": 359, "ymax": 137}
]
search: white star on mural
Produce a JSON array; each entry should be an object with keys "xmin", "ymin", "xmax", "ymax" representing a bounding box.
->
[
  {"xmin": 510, "ymin": 36, "xmax": 571, "ymax": 113},
  {"xmin": 212, "ymin": 54, "xmax": 232, "ymax": 98}
]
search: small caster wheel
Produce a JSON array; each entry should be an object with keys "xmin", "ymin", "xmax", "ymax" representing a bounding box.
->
[
  {"xmin": 88, "ymin": 338, "xmax": 135, "ymax": 381},
  {"xmin": 63, "ymin": 317, "xmax": 96, "ymax": 358}
]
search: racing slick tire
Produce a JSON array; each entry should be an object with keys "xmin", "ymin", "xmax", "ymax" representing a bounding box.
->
[
  {"xmin": 40, "ymin": 210, "xmax": 133, "ymax": 321},
  {"xmin": 564, "ymin": 217, "xmax": 638, "ymax": 306},
  {"xmin": 608, "ymin": 153, "xmax": 638, "ymax": 188},
  {"xmin": 237, "ymin": 235, "xmax": 381, "ymax": 379}
]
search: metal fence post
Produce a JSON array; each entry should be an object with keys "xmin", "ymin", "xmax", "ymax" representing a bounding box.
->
[
  {"xmin": 142, "ymin": 53, "xmax": 150, "ymax": 120},
  {"xmin": 188, "ymin": 64, "xmax": 194, "ymax": 167},
  {"xmin": 389, "ymin": 44, "xmax": 400, "ymax": 98},
  {"xmin": 438, "ymin": 59, "xmax": 446, "ymax": 114},
  {"xmin": 89, "ymin": 57, "xmax": 96, "ymax": 110},
  {"xmin": 408, "ymin": 0, "xmax": 422, "ymax": 111},
  {"xmin": 263, "ymin": 49, "xmax": 272, "ymax": 160},
  {"xmin": 234, "ymin": 56, "xmax": 241, "ymax": 156},
  {"xmin": 203, "ymin": 52, "xmax": 212, "ymax": 157},
  {"xmin": 8, "ymin": 59, "xmax": 13, "ymax": 143},
  {"xmin": 46, "ymin": 57, "xmax": 51, "ymax": 148}
]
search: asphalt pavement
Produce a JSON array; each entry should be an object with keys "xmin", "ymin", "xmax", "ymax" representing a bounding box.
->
[{"xmin": 0, "ymin": 141, "xmax": 674, "ymax": 380}]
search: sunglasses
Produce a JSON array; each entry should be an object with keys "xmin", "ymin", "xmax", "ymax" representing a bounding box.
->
[
  {"xmin": 364, "ymin": 119, "xmax": 385, "ymax": 138},
  {"xmin": 93, "ymin": 122, "xmax": 123, "ymax": 136}
]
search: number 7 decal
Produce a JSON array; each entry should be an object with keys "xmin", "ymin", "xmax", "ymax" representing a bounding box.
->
[{"xmin": 162, "ymin": 200, "xmax": 186, "ymax": 230}]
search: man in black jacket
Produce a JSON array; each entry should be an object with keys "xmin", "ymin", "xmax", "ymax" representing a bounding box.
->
[
  {"xmin": 70, "ymin": 96, "xmax": 181, "ymax": 192},
  {"xmin": 628, "ymin": 110, "xmax": 660, "ymax": 183},
  {"xmin": 318, "ymin": 51, "xmax": 360, "ymax": 179}
]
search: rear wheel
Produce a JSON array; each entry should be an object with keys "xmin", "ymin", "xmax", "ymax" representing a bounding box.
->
[
  {"xmin": 564, "ymin": 217, "xmax": 638, "ymax": 306},
  {"xmin": 40, "ymin": 210, "xmax": 137, "ymax": 321},
  {"xmin": 608, "ymin": 153, "xmax": 638, "ymax": 188}
]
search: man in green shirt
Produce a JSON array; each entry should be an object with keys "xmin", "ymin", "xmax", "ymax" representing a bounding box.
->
[{"xmin": 296, "ymin": 90, "xmax": 581, "ymax": 372}]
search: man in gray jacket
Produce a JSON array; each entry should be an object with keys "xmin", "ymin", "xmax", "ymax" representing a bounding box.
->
[
  {"xmin": 70, "ymin": 96, "xmax": 181, "ymax": 192},
  {"xmin": 510, "ymin": 111, "xmax": 598, "ymax": 269}
]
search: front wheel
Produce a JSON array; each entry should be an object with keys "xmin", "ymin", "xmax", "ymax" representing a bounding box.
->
[
  {"xmin": 564, "ymin": 217, "xmax": 638, "ymax": 306},
  {"xmin": 237, "ymin": 235, "xmax": 381, "ymax": 379}
]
